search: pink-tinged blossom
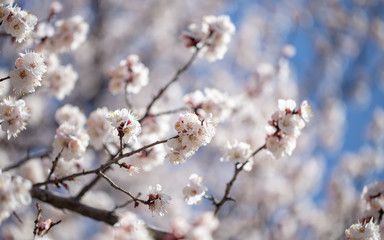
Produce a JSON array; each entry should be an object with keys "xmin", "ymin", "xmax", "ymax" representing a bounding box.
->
[
  {"xmin": 114, "ymin": 212, "xmax": 153, "ymax": 240},
  {"xmin": 52, "ymin": 122, "xmax": 89, "ymax": 161},
  {"xmin": 167, "ymin": 112, "xmax": 215, "ymax": 164},
  {"xmin": 183, "ymin": 174, "xmax": 207, "ymax": 205},
  {"xmin": 0, "ymin": 170, "xmax": 32, "ymax": 224},
  {"xmin": 220, "ymin": 140, "xmax": 251, "ymax": 164},
  {"xmin": 0, "ymin": 96, "xmax": 30, "ymax": 139},
  {"xmin": 107, "ymin": 109, "xmax": 141, "ymax": 144},
  {"xmin": 361, "ymin": 181, "xmax": 384, "ymax": 220},
  {"xmin": 10, "ymin": 52, "xmax": 47, "ymax": 94},
  {"xmin": 86, "ymin": 107, "xmax": 113, "ymax": 150},
  {"xmin": 181, "ymin": 15, "xmax": 235, "ymax": 62},
  {"xmin": 147, "ymin": 184, "xmax": 171, "ymax": 216},
  {"xmin": 0, "ymin": 4, "xmax": 37, "ymax": 42},
  {"xmin": 55, "ymin": 104, "xmax": 86, "ymax": 128},
  {"xmin": 345, "ymin": 219, "xmax": 380, "ymax": 240},
  {"xmin": 109, "ymin": 54, "xmax": 149, "ymax": 95},
  {"xmin": 45, "ymin": 64, "xmax": 78, "ymax": 100}
]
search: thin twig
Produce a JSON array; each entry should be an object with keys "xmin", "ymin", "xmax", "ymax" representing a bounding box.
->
[
  {"xmin": 12, "ymin": 212, "xmax": 23, "ymax": 223},
  {"xmin": 124, "ymin": 82, "xmax": 133, "ymax": 109},
  {"xmin": 139, "ymin": 46, "xmax": 202, "ymax": 123},
  {"xmin": 73, "ymin": 173, "xmax": 103, "ymax": 201},
  {"xmin": 3, "ymin": 149, "xmax": 51, "ymax": 172},
  {"xmin": 44, "ymin": 149, "xmax": 63, "ymax": 190},
  {"xmin": 98, "ymin": 171, "xmax": 147, "ymax": 205},
  {"xmin": 33, "ymin": 203, "xmax": 43, "ymax": 237},
  {"xmin": 33, "ymin": 135, "xmax": 178, "ymax": 187},
  {"xmin": 146, "ymin": 107, "xmax": 190, "ymax": 118},
  {"xmin": 0, "ymin": 75, "xmax": 10, "ymax": 82},
  {"xmin": 113, "ymin": 192, "xmax": 142, "ymax": 210},
  {"xmin": 212, "ymin": 144, "xmax": 266, "ymax": 216}
]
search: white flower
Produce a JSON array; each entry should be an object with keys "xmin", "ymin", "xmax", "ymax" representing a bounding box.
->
[
  {"xmin": 266, "ymin": 135, "xmax": 296, "ymax": 159},
  {"xmin": 345, "ymin": 220, "xmax": 380, "ymax": 240},
  {"xmin": 114, "ymin": 212, "xmax": 153, "ymax": 240},
  {"xmin": 0, "ymin": 171, "xmax": 32, "ymax": 224},
  {"xmin": 87, "ymin": 107, "xmax": 113, "ymax": 150},
  {"xmin": 107, "ymin": 109, "xmax": 141, "ymax": 144},
  {"xmin": 0, "ymin": 4, "xmax": 37, "ymax": 42},
  {"xmin": 299, "ymin": 100, "xmax": 313, "ymax": 123},
  {"xmin": 52, "ymin": 122, "xmax": 89, "ymax": 161},
  {"xmin": 278, "ymin": 114, "xmax": 305, "ymax": 137},
  {"xmin": 55, "ymin": 104, "xmax": 86, "ymax": 128},
  {"xmin": 220, "ymin": 140, "xmax": 251, "ymax": 164},
  {"xmin": 183, "ymin": 174, "xmax": 207, "ymax": 205},
  {"xmin": 147, "ymin": 184, "xmax": 171, "ymax": 216},
  {"xmin": 0, "ymin": 96, "xmax": 30, "ymax": 139},
  {"xmin": 361, "ymin": 181, "xmax": 384, "ymax": 219},
  {"xmin": 278, "ymin": 99, "xmax": 297, "ymax": 113},
  {"xmin": 10, "ymin": 52, "xmax": 47, "ymax": 94},
  {"xmin": 45, "ymin": 64, "xmax": 78, "ymax": 100},
  {"xmin": 109, "ymin": 54, "xmax": 149, "ymax": 95}
]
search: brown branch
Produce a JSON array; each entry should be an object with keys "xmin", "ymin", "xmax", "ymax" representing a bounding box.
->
[
  {"xmin": 2, "ymin": 149, "xmax": 51, "ymax": 172},
  {"xmin": 44, "ymin": 149, "xmax": 63, "ymax": 190},
  {"xmin": 33, "ymin": 203, "xmax": 43, "ymax": 237},
  {"xmin": 211, "ymin": 144, "xmax": 266, "ymax": 216},
  {"xmin": 0, "ymin": 75, "xmax": 10, "ymax": 82},
  {"xmin": 146, "ymin": 107, "xmax": 190, "ymax": 118},
  {"xmin": 139, "ymin": 46, "xmax": 202, "ymax": 123},
  {"xmin": 113, "ymin": 192, "xmax": 142, "ymax": 210},
  {"xmin": 33, "ymin": 135, "xmax": 178, "ymax": 187}
]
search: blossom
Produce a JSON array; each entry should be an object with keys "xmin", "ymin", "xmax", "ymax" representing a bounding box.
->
[
  {"xmin": 0, "ymin": 170, "xmax": 32, "ymax": 224},
  {"xmin": 109, "ymin": 54, "xmax": 149, "ymax": 95},
  {"xmin": 167, "ymin": 112, "xmax": 215, "ymax": 164},
  {"xmin": 182, "ymin": 174, "xmax": 207, "ymax": 205},
  {"xmin": 220, "ymin": 140, "xmax": 251, "ymax": 164},
  {"xmin": 52, "ymin": 122, "xmax": 89, "ymax": 161},
  {"xmin": 147, "ymin": 184, "xmax": 171, "ymax": 216},
  {"xmin": 107, "ymin": 109, "xmax": 141, "ymax": 144},
  {"xmin": 182, "ymin": 15, "xmax": 235, "ymax": 62},
  {"xmin": 10, "ymin": 52, "xmax": 47, "ymax": 94},
  {"xmin": 0, "ymin": 96, "xmax": 30, "ymax": 139},
  {"xmin": 86, "ymin": 107, "xmax": 113, "ymax": 150},
  {"xmin": 345, "ymin": 220, "xmax": 380, "ymax": 240},
  {"xmin": 361, "ymin": 181, "xmax": 384, "ymax": 220},
  {"xmin": 55, "ymin": 104, "xmax": 86, "ymax": 128},
  {"xmin": 0, "ymin": 4, "xmax": 37, "ymax": 42},
  {"xmin": 114, "ymin": 212, "xmax": 153, "ymax": 240},
  {"xmin": 45, "ymin": 64, "xmax": 78, "ymax": 100}
]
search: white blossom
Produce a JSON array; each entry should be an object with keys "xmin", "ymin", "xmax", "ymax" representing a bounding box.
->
[
  {"xmin": 87, "ymin": 107, "xmax": 113, "ymax": 150},
  {"xmin": 220, "ymin": 140, "xmax": 251, "ymax": 164},
  {"xmin": 114, "ymin": 212, "xmax": 153, "ymax": 240},
  {"xmin": 109, "ymin": 54, "xmax": 149, "ymax": 95},
  {"xmin": 107, "ymin": 108, "xmax": 141, "ymax": 144},
  {"xmin": 52, "ymin": 122, "xmax": 89, "ymax": 161},
  {"xmin": 45, "ymin": 64, "xmax": 78, "ymax": 100},
  {"xmin": 147, "ymin": 184, "xmax": 171, "ymax": 216},
  {"xmin": 183, "ymin": 174, "xmax": 207, "ymax": 205},
  {"xmin": 0, "ymin": 96, "xmax": 30, "ymax": 139},
  {"xmin": 345, "ymin": 220, "xmax": 380, "ymax": 240},
  {"xmin": 55, "ymin": 104, "xmax": 86, "ymax": 128}
]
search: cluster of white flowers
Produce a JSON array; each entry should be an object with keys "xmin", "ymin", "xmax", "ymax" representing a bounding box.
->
[
  {"xmin": 86, "ymin": 107, "xmax": 113, "ymax": 150},
  {"xmin": 167, "ymin": 112, "xmax": 215, "ymax": 164},
  {"xmin": 114, "ymin": 212, "xmax": 153, "ymax": 240},
  {"xmin": 220, "ymin": 140, "xmax": 253, "ymax": 170},
  {"xmin": 55, "ymin": 104, "xmax": 86, "ymax": 128},
  {"xmin": 361, "ymin": 181, "xmax": 384, "ymax": 221},
  {"xmin": 107, "ymin": 108, "xmax": 141, "ymax": 144},
  {"xmin": 43, "ymin": 54, "xmax": 78, "ymax": 100},
  {"xmin": 182, "ymin": 174, "xmax": 207, "ymax": 205},
  {"xmin": 265, "ymin": 99, "xmax": 312, "ymax": 159},
  {"xmin": 109, "ymin": 54, "xmax": 149, "ymax": 95},
  {"xmin": 0, "ymin": 4, "xmax": 37, "ymax": 42},
  {"xmin": 0, "ymin": 96, "xmax": 30, "ymax": 139},
  {"xmin": 52, "ymin": 122, "xmax": 89, "ymax": 161},
  {"xmin": 170, "ymin": 212, "xmax": 219, "ymax": 239},
  {"xmin": 345, "ymin": 219, "xmax": 380, "ymax": 240},
  {"xmin": 10, "ymin": 52, "xmax": 47, "ymax": 94},
  {"xmin": 0, "ymin": 170, "xmax": 32, "ymax": 224},
  {"xmin": 181, "ymin": 15, "xmax": 235, "ymax": 62},
  {"xmin": 147, "ymin": 184, "xmax": 171, "ymax": 216},
  {"xmin": 42, "ymin": 15, "xmax": 89, "ymax": 53},
  {"xmin": 183, "ymin": 88, "xmax": 233, "ymax": 122}
]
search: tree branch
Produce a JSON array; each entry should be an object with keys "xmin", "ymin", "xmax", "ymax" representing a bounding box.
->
[{"xmin": 2, "ymin": 148, "xmax": 51, "ymax": 172}]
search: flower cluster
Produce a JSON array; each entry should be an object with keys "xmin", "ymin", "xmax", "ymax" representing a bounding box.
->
[
  {"xmin": 0, "ymin": 4, "xmax": 37, "ymax": 42},
  {"xmin": 0, "ymin": 170, "xmax": 32, "ymax": 224},
  {"xmin": 87, "ymin": 107, "xmax": 113, "ymax": 150},
  {"xmin": 109, "ymin": 54, "xmax": 149, "ymax": 95},
  {"xmin": 42, "ymin": 15, "xmax": 89, "ymax": 53},
  {"xmin": 265, "ymin": 99, "xmax": 312, "ymax": 159},
  {"xmin": 0, "ymin": 96, "xmax": 30, "ymax": 139},
  {"xmin": 182, "ymin": 174, "xmax": 207, "ymax": 205},
  {"xmin": 220, "ymin": 140, "xmax": 253, "ymax": 170},
  {"xmin": 147, "ymin": 184, "xmax": 171, "ymax": 216},
  {"xmin": 183, "ymin": 88, "xmax": 233, "ymax": 122},
  {"xmin": 113, "ymin": 212, "xmax": 152, "ymax": 240},
  {"xmin": 55, "ymin": 104, "xmax": 86, "ymax": 128},
  {"xmin": 170, "ymin": 212, "xmax": 219, "ymax": 239},
  {"xmin": 345, "ymin": 219, "xmax": 380, "ymax": 240},
  {"xmin": 167, "ymin": 112, "xmax": 215, "ymax": 164},
  {"xmin": 44, "ymin": 54, "xmax": 78, "ymax": 100},
  {"xmin": 52, "ymin": 122, "xmax": 89, "ymax": 161},
  {"xmin": 10, "ymin": 52, "xmax": 47, "ymax": 94},
  {"xmin": 181, "ymin": 15, "xmax": 235, "ymax": 62},
  {"xmin": 107, "ymin": 108, "xmax": 141, "ymax": 144},
  {"xmin": 361, "ymin": 181, "xmax": 384, "ymax": 221}
]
